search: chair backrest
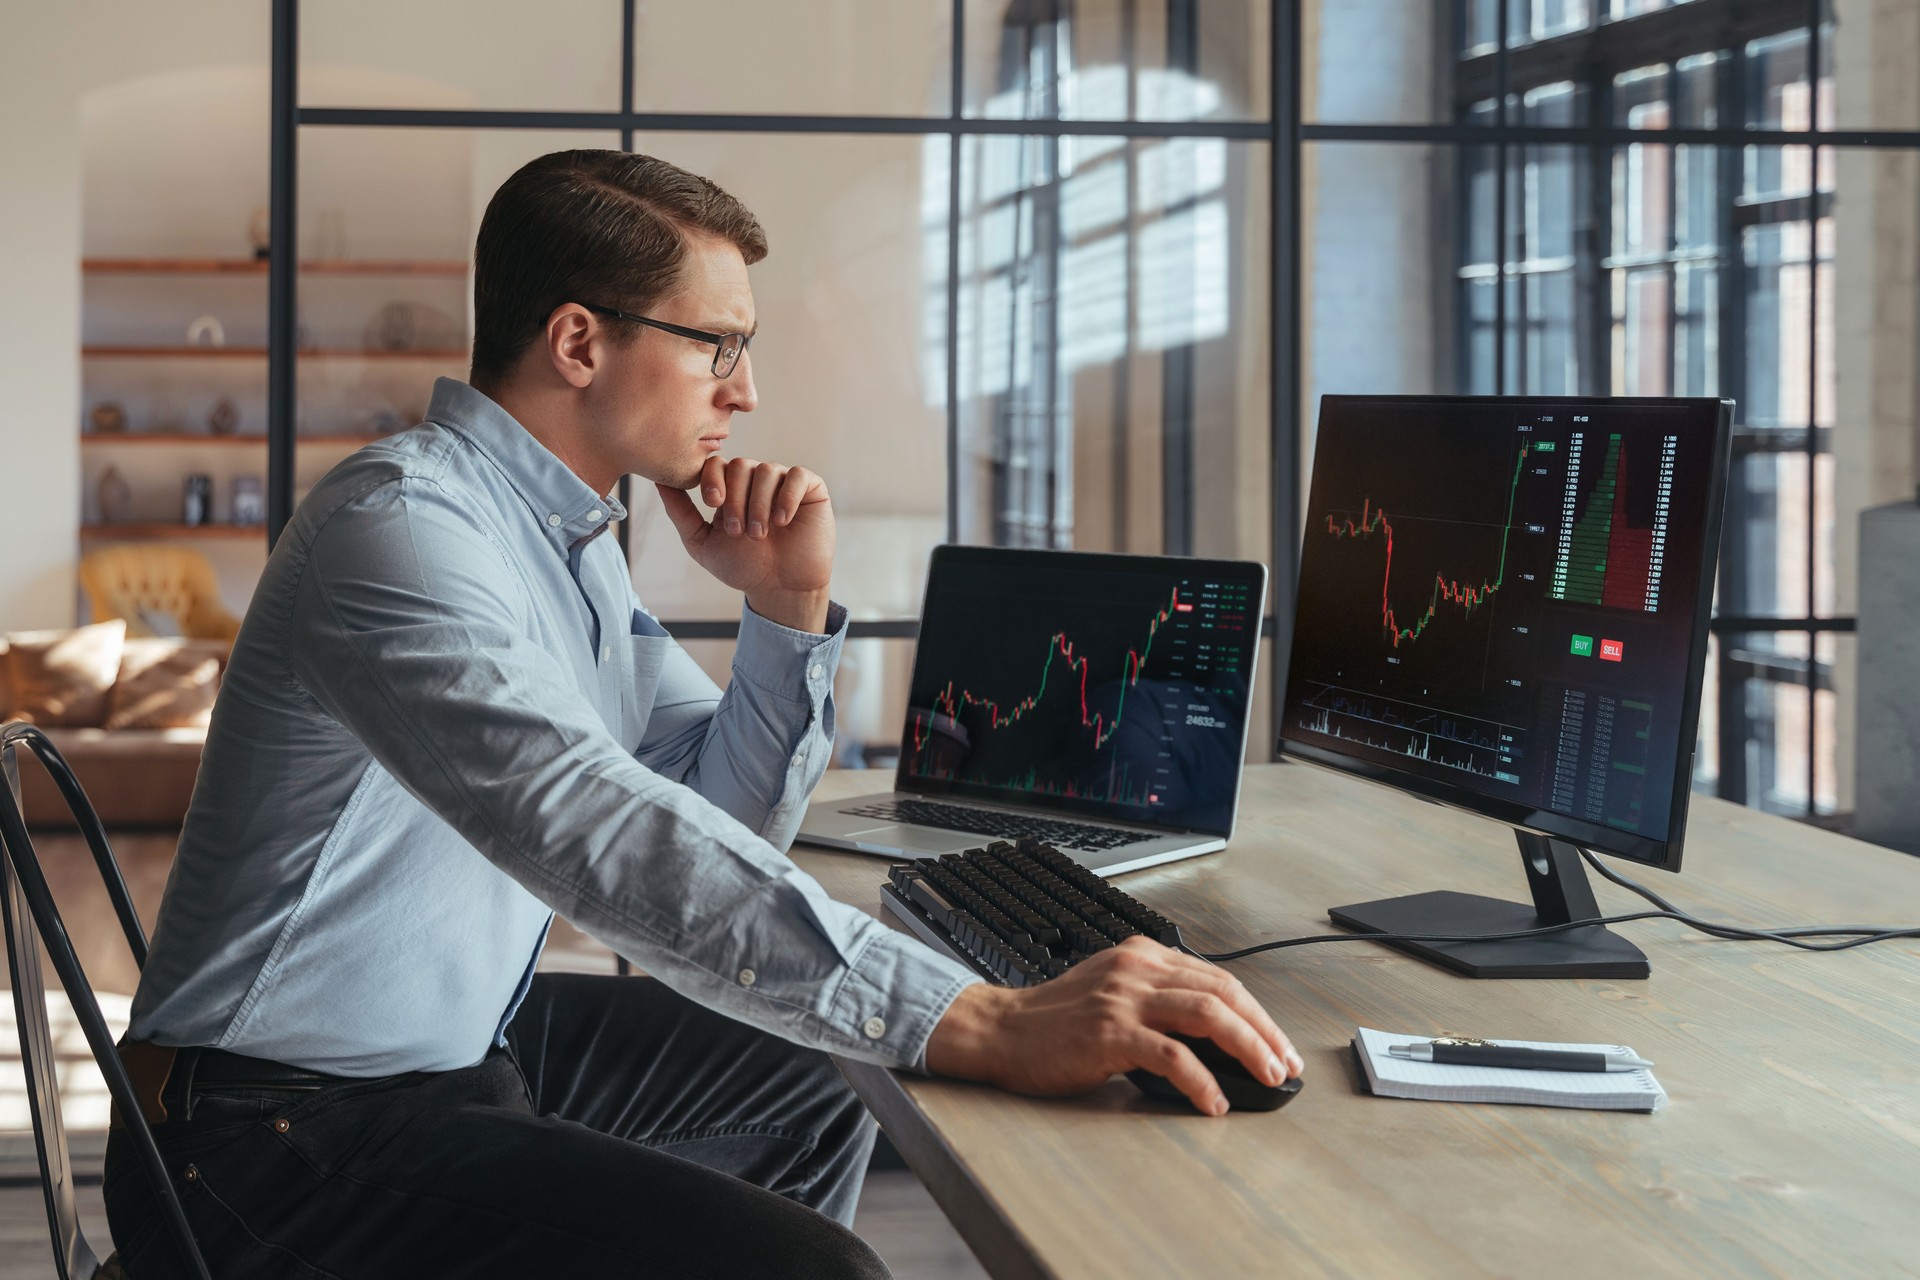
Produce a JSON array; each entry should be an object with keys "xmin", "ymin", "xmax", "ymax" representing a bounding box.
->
[
  {"xmin": 78, "ymin": 545, "xmax": 241, "ymax": 642},
  {"xmin": 0, "ymin": 721, "xmax": 211, "ymax": 1280}
]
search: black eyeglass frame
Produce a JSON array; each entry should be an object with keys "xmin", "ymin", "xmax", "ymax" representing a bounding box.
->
[{"xmin": 578, "ymin": 302, "xmax": 752, "ymax": 378}]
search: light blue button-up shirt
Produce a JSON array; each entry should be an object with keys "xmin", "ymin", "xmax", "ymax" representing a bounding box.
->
[{"xmin": 127, "ymin": 378, "xmax": 977, "ymax": 1076}]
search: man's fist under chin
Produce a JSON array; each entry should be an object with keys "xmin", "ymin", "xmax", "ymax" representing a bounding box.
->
[{"xmin": 654, "ymin": 455, "xmax": 835, "ymax": 635}]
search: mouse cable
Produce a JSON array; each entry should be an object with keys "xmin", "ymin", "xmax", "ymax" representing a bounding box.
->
[{"xmin": 1184, "ymin": 856, "xmax": 1920, "ymax": 964}]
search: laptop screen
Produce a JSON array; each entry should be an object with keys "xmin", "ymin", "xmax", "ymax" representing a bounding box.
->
[{"xmin": 895, "ymin": 547, "xmax": 1267, "ymax": 836}]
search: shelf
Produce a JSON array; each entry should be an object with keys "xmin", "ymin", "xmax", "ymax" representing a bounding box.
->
[
  {"xmin": 81, "ymin": 433, "xmax": 383, "ymax": 446},
  {"xmin": 80, "ymin": 523, "xmax": 267, "ymax": 541},
  {"xmin": 83, "ymin": 258, "xmax": 468, "ymax": 276},
  {"xmin": 82, "ymin": 346, "xmax": 467, "ymax": 360}
]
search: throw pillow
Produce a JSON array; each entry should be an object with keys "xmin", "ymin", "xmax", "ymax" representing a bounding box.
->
[
  {"xmin": 135, "ymin": 606, "xmax": 186, "ymax": 639},
  {"xmin": 105, "ymin": 638, "xmax": 226, "ymax": 731},
  {"xmin": 3, "ymin": 619, "xmax": 128, "ymax": 727}
]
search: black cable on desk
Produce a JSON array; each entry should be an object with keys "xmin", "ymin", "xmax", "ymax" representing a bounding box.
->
[{"xmin": 1188, "ymin": 857, "xmax": 1920, "ymax": 964}]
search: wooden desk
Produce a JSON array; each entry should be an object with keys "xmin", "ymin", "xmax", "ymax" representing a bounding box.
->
[{"xmin": 793, "ymin": 766, "xmax": 1920, "ymax": 1280}]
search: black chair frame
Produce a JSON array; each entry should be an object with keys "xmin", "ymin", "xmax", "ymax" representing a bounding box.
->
[{"xmin": 0, "ymin": 721, "xmax": 212, "ymax": 1279}]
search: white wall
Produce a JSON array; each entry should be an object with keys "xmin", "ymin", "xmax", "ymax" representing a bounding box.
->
[
  {"xmin": 0, "ymin": 7, "xmax": 82, "ymax": 629},
  {"xmin": 0, "ymin": 0, "xmax": 268, "ymax": 631}
]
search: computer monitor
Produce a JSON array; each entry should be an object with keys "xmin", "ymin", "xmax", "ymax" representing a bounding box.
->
[{"xmin": 1278, "ymin": 395, "xmax": 1732, "ymax": 977}]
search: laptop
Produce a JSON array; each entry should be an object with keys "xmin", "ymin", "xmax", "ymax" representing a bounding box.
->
[{"xmin": 798, "ymin": 546, "xmax": 1268, "ymax": 876}]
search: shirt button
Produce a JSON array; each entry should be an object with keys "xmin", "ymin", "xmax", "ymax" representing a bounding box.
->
[
  {"xmin": 862, "ymin": 1016, "xmax": 887, "ymax": 1040},
  {"xmin": 808, "ymin": 664, "xmax": 823, "ymax": 681},
  {"xmin": 738, "ymin": 968, "xmax": 756, "ymax": 987},
  {"xmin": 546, "ymin": 513, "xmax": 562, "ymax": 527},
  {"xmin": 589, "ymin": 508, "xmax": 605, "ymax": 522},
  {"xmin": 601, "ymin": 645, "xmax": 612, "ymax": 663},
  {"xmin": 791, "ymin": 751, "xmax": 806, "ymax": 768}
]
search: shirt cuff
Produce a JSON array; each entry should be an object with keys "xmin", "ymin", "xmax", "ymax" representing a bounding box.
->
[
  {"xmin": 732, "ymin": 599, "xmax": 848, "ymax": 703},
  {"xmin": 828, "ymin": 927, "xmax": 984, "ymax": 1072}
]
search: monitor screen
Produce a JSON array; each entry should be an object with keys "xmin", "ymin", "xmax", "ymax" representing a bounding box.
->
[
  {"xmin": 1279, "ymin": 396, "xmax": 1731, "ymax": 868},
  {"xmin": 898, "ymin": 547, "xmax": 1267, "ymax": 836}
]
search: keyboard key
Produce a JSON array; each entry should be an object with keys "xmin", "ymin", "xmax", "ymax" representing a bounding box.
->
[{"xmin": 882, "ymin": 841, "xmax": 1183, "ymax": 987}]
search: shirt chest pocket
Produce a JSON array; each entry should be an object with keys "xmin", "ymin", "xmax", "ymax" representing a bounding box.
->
[{"xmin": 620, "ymin": 631, "xmax": 674, "ymax": 747}]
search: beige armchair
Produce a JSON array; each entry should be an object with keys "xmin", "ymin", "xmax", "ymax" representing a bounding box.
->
[{"xmin": 78, "ymin": 545, "xmax": 241, "ymax": 642}]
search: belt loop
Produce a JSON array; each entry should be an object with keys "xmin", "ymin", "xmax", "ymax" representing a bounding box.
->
[{"xmin": 178, "ymin": 1048, "xmax": 204, "ymax": 1123}]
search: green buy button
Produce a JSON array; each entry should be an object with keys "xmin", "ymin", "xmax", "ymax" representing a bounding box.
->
[{"xmin": 1570, "ymin": 634, "xmax": 1595, "ymax": 657}]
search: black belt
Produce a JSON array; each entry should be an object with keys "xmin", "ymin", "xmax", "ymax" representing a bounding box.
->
[{"xmin": 162, "ymin": 1046, "xmax": 354, "ymax": 1112}]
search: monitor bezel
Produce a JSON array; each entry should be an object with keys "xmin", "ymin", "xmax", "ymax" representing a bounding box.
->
[
  {"xmin": 1276, "ymin": 394, "xmax": 1734, "ymax": 873},
  {"xmin": 895, "ymin": 544, "xmax": 1269, "ymax": 838}
]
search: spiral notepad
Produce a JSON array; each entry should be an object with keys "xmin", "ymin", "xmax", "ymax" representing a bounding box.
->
[{"xmin": 1352, "ymin": 1025, "xmax": 1668, "ymax": 1112}]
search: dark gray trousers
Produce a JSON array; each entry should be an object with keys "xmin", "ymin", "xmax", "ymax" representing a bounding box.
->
[{"xmin": 102, "ymin": 973, "xmax": 890, "ymax": 1278}]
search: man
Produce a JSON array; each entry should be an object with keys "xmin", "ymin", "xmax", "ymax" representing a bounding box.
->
[{"xmin": 104, "ymin": 150, "xmax": 1301, "ymax": 1278}]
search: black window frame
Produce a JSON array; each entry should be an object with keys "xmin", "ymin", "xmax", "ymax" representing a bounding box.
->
[
  {"xmin": 1301, "ymin": 0, "xmax": 1919, "ymax": 818},
  {"xmin": 263, "ymin": 0, "xmax": 1298, "ymax": 689},
  {"xmin": 261, "ymin": 2, "xmax": 1918, "ymax": 803}
]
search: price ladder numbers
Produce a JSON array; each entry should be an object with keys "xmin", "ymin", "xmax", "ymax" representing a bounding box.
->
[
  {"xmin": 1647, "ymin": 435, "xmax": 1676, "ymax": 613},
  {"xmin": 1551, "ymin": 431, "xmax": 1584, "ymax": 601}
]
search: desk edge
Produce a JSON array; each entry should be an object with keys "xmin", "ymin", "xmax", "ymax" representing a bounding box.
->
[{"xmin": 838, "ymin": 1058, "xmax": 1057, "ymax": 1280}]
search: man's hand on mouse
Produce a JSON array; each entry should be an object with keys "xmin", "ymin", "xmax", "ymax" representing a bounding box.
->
[
  {"xmin": 924, "ymin": 936, "xmax": 1304, "ymax": 1116},
  {"xmin": 656, "ymin": 454, "xmax": 835, "ymax": 634}
]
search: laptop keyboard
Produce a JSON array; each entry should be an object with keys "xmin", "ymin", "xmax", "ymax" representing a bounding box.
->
[{"xmin": 844, "ymin": 798, "xmax": 1156, "ymax": 852}]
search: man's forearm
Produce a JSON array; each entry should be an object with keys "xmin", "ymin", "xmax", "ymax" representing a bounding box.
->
[{"xmin": 923, "ymin": 983, "xmax": 1013, "ymax": 1082}]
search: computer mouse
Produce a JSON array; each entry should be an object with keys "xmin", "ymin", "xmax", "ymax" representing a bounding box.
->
[{"xmin": 1125, "ymin": 1033, "xmax": 1304, "ymax": 1113}]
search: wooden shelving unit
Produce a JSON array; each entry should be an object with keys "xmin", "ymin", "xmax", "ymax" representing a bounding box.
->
[
  {"xmin": 79, "ymin": 255, "xmax": 462, "ymax": 578},
  {"xmin": 83, "ymin": 258, "xmax": 468, "ymax": 276},
  {"xmin": 83, "ymin": 346, "xmax": 467, "ymax": 360},
  {"xmin": 80, "ymin": 523, "xmax": 267, "ymax": 541},
  {"xmin": 81, "ymin": 433, "xmax": 383, "ymax": 446}
]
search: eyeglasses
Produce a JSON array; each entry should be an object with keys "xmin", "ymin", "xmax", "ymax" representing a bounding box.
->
[{"xmin": 578, "ymin": 302, "xmax": 752, "ymax": 379}]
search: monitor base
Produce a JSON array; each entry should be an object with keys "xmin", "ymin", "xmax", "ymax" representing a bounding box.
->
[
  {"xmin": 1328, "ymin": 831, "xmax": 1652, "ymax": 979},
  {"xmin": 1328, "ymin": 890, "xmax": 1651, "ymax": 978}
]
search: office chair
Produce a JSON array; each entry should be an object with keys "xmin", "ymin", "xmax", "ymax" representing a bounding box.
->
[
  {"xmin": 79, "ymin": 545, "xmax": 241, "ymax": 642},
  {"xmin": 0, "ymin": 721, "xmax": 212, "ymax": 1279}
]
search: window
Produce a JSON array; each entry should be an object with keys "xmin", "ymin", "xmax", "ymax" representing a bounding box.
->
[
  {"xmin": 271, "ymin": 0, "xmax": 1273, "ymax": 769},
  {"xmin": 1306, "ymin": 0, "xmax": 1917, "ymax": 823}
]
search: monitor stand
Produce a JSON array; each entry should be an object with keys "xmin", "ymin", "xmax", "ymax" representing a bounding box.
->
[{"xmin": 1327, "ymin": 832, "xmax": 1651, "ymax": 979}]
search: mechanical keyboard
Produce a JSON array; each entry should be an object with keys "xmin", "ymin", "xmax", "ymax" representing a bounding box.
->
[
  {"xmin": 842, "ymin": 798, "xmax": 1157, "ymax": 852},
  {"xmin": 881, "ymin": 838, "xmax": 1183, "ymax": 987}
]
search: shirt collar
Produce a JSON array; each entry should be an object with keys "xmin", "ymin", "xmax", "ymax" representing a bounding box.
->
[{"xmin": 424, "ymin": 378, "xmax": 628, "ymax": 555}]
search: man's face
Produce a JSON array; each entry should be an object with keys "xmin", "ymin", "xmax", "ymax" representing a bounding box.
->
[{"xmin": 587, "ymin": 231, "xmax": 758, "ymax": 490}]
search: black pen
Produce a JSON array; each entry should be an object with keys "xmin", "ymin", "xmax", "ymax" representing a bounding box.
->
[{"xmin": 1387, "ymin": 1042, "xmax": 1654, "ymax": 1073}]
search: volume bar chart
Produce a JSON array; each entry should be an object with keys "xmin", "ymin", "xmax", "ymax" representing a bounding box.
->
[{"xmin": 1296, "ymin": 682, "xmax": 1523, "ymax": 783}]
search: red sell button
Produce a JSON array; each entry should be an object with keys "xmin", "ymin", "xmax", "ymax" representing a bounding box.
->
[{"xmin": 1599, "ymin": 639, "xmax": 1624, "ymax": 661}]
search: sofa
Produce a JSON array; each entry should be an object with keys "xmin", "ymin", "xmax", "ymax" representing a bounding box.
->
[{"xmin": 1, "ymin": 619, "xmax": 224, "ymax": 828}]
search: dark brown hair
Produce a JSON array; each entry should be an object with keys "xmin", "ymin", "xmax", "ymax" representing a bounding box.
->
[{"xmin": 468, "ymin": 150, "xmax": 767, "ymax": 389}]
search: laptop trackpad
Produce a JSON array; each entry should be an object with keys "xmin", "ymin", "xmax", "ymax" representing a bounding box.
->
[{"xmin": 842, "ymin": 824, "xmax": 980, "ymax": 856}]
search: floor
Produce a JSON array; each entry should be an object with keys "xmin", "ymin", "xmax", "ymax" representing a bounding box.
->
[{"xmin": 0, "ymin": 829, "xmax": 988, "ymax": 1279}]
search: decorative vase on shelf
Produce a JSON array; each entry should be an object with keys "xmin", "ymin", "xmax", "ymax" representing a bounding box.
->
[
  {"xmin": 88, "ymin": 401, "xmax": 128, "ymax": 435},
  {"xmin": 185, "ymin": 314, "xmax": 226, "ymax": 348},
  {"xmin": 183, "ymin": 474, "xmax": 212, "ymax": 527},
  {"xmin": 248, "ymin": 206, "xmax": 272, "ymax": 261},
  {"xmin": 97, "ymin": 466, "xmax": 133, "ymax": 524},
  {"xmin": 207, "ymin": 396, "xmax": 240, "ymax": 437},
  {"xmin": 231, "ymin": 476, "xmax": 265, "ymax": 526}
]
